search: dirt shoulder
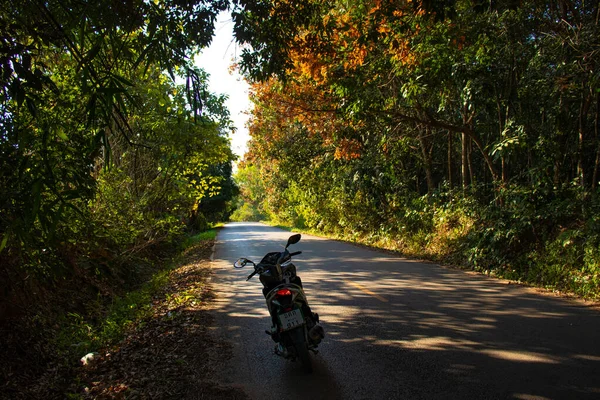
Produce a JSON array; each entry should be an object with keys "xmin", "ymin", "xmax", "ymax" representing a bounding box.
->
[
  {"xmin": 69, "ymin": 240, "xmax": 248, "ymax": 399},
  {"xmin": 0, "ymin": 239, "xmax": 247, "ymax": 400}
]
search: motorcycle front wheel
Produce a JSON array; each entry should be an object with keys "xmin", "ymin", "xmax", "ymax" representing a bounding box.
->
[{"xmin": 290, "ymin": 327, "xmax": 312, "ymax": 373}]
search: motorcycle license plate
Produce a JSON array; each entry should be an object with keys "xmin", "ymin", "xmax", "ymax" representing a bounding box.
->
[{"xmin": 278, "ymin": 309, "xmax": 304, "ymax": 331}]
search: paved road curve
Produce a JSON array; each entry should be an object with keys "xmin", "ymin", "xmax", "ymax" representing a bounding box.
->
[{"xmin": 210, "ymin": 222, "xmax": 600, "ymax": 400}]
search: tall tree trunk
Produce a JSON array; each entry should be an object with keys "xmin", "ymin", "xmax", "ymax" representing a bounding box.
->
[
  {"xmin": 448, "ymin": 131, "xmax": 453, "ymax": 188},
  {"xmin": 578, "ymin": 91, "xmax": 585, "ymax": 189},
  {"xmin": 412, "ymin": 104, "xmax": 498, "ymax": 184},
  {"xmin": 461, "ymin": 103, "xmax": 470, "ymax": 190},
  {"xmin": 462, "ymin": 131, "xmax": 468, "ymax": 189},
  {"xmin": 463, "ymin": 127, "xmax": 499, "ymax": 183},
  {"xmin": 593, "ymin": 93, "xmax": 600, "ymax": 190},
  {"xmin": 468, "ymin": 137, "xmax": 474, "ymax": 187},
  {"xmin": 578, "ymin": 89, "xmax": 592, "ymax": 189},
  {"xmin": 419, "ymin": 126, "xmax": 434, "ymax": 194},
  {"xmin": 497, "ymin": 94, "xmax": 507, "ymax": 185}
]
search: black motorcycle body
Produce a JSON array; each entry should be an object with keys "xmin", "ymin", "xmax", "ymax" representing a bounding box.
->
[{"xmin": 234, "ymin": 234, "xmax": 324, "ymax": 373}]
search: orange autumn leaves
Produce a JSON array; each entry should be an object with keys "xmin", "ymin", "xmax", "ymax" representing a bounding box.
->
[
  {"xmin": 248, "ymin": 74, "xmax": 369, "ymax": 161},
  {"xmin": 246, "ymin": 0, "xmax": 429, "ymax": 161},
  {"xmin": 289, "ymin": 1, "xmax": 419, "ymax": 82},
  {"xmin": 248, "ymin": 78, "xmax": 364, "ymax": 161}
]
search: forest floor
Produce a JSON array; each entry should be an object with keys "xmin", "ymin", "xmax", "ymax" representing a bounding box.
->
[{"xmin": 2, "ymin": 238, "xmax": 248, "ymax": 400}]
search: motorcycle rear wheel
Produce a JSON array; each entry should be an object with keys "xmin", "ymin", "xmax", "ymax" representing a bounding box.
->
[{"xmin": 290, "ymin": 327, "xmax": 312, "ymax": 373}]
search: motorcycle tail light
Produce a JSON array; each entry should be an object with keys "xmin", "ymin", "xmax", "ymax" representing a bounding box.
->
[{"xmin": 275, "ymin": 288, "xmax": 292, "ymax": 298}]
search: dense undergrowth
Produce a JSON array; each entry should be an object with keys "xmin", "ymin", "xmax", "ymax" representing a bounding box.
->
[
  {"xmin": 0, "ymin": 230, "xmax": 218, "ymax": 399},
  {"xmin": 234, "ymin": 186, "xmax": 600, "ymax": 300}
]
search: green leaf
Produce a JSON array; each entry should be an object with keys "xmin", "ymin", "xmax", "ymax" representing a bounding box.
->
[
  {"xmin": 26, "ymin": 96, "xmax": 37, "ymax": 117},
  {"xmin": 86, "ymin": 41, "xmax": 103, "ymax": 62},
  {"xmin": 56, "ymin": 129, "xmax": 68, "ymax": 141},
  {"xmin": 0, "ymin": 234, "xmax": 8, "ymax": 253},
  {"xmin": 113, "ymin": 74, "xmax": 134, "ymax": 87}
]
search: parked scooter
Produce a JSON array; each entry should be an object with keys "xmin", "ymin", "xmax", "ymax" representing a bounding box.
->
[{"xmin": 234, "ymin": 234, "xmax": 324, "ymax": 373}]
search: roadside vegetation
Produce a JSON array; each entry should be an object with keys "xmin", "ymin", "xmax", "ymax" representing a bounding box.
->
[
  {"xmin": 1, "ymin": 1, "xmax": 244, "ymax": 398},
  {"xmin": 233, "ymin": 0, "xmax": 600, "ymax": 300},
  {"xmin": 2, "ymin": 0, "xmax": 599, "ymax": 397},
  {"xmin": 2, "ymin": 230, "xmax": 248, "ymax": 399}
]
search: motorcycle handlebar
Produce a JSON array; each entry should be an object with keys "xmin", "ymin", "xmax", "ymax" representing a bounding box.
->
[
  {"xmin": 245, "ymin": 250, "xmax": 302, "ymax": 281},
  {"xmin": 246, "ymin": 270, "xmax": 258, "ymax": 281}
]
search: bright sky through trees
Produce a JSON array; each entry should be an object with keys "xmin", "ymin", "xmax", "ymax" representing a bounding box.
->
[{"xmin": 195, "ymin": 12, "xmax": 251, "ymax": 159}]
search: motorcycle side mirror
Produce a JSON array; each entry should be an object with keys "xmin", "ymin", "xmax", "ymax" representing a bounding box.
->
[
  {"xmin": 285, "ymin": 233, "xmax": 302, "ymax": 249},
  {"xmin": 234, "ymin": 258, "xmax": 254, "ymax": 269}
]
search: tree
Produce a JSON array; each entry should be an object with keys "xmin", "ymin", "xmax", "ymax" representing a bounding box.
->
[
  {"xmin": 0, "ymin": 0, "xmax": 248, "ymax": 290},
  {"xmin": 239, "ymin": 0, "xmax": 600, "ymax": 295}
]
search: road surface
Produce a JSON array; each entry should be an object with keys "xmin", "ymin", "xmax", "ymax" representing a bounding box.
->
[{"xmin": 209, "ymin": 222, "xmax": 600, "ymax": 399}]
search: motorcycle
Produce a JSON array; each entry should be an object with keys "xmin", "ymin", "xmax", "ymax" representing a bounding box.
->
[{"xmin": 233, "ymin": 233, "xmax": 324, "ymax": 373}]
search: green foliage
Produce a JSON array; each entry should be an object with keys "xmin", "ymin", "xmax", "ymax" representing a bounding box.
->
[
  {"xmin": 0, "ymin": 0, "xmax": 231, "ymax": 247},
  {"xmin": 230, "ymin": 201, "xmax": 266, "ymax": 222},
  {"xmin": 237, "ymin": 0, "xmax": 600, "ymax": 298},
  {"xmin": 231, "ymin": 0, "xmax": 323, "ymax": 81},
  {"xmin": 53, "ymin": 229, "xmax": 214, "ymax": 361},
  {"xmin": 197, "ymin": 162, "xmax": 240, "ymax": 225},
  {"xmin": 54, "ymin": 270, "xmax": 167, "ymax": 357},
  {"xmin": 0, "ymin": 14, "xmax": 246, "ymax": 376},
  {"xmin": 459, "ymin": 188, "xmax": 600, "ymax": 298}
]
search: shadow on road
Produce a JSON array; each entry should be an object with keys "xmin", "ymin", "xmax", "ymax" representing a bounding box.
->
[{"xmin": 210, "ymin": 223, "xmax": 600, "ymax": 400}]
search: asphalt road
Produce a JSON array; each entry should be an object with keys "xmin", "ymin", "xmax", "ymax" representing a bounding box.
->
[{"xmin": 209, "ymin": 222, "xmax": 600, "ymax": 400}]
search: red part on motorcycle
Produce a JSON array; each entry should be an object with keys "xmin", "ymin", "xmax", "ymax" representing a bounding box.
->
[{"xmin": 275, "ymin": 288, "xmax": 292, "ymax": 298}]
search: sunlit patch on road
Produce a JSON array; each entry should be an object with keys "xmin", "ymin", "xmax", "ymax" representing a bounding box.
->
[
  {"xmin": 343, "ymin": 279, "xmax": 389, "ymax": 302},
  {"xmin": 481, "ymin": 349, "xmax": 562, "ymax": 364}
]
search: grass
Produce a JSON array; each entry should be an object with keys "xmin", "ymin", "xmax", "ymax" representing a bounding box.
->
[
  {"xmin": 180, "ymin": 228, "xmax": 218, "ymax": 248},
  {"xmin": 54, "ymin": 265, "xmax": 174, "ymax": 359},
  {"xmin": 54, "ymin": 229, "xmax": 217, "ymax": 360}
]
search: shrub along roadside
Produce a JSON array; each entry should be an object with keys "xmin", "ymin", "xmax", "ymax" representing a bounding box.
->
[
  {"xmin": 70, "ymin": 232, "xmax": 246, "ymax": 400},
  {"xmin": 0, "ymin": 230, "xmax": 219, "ymax": 400},
  {"xmin": 59, "ymin": 230, "xmax": 219, "ymax": 356},
  {"xmin": 263, "ymin": 187, "xmax": 600, "ymax": 301}
]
